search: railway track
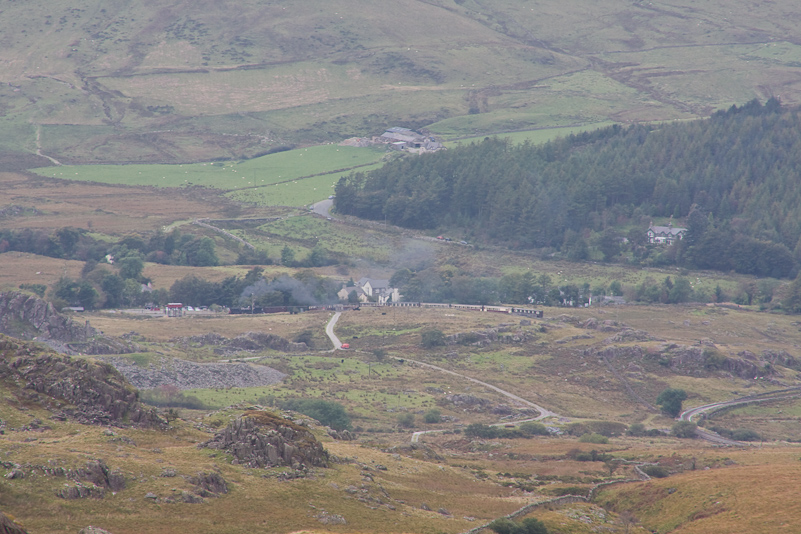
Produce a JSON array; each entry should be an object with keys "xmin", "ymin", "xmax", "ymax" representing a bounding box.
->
[{"xmin": 679, "ymin": 387, "xmax": 801, "ymax": 445}]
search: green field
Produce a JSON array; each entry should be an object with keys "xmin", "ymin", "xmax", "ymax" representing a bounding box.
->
[
  {"xmin": 445, "ymin": 122, "xmax": 618, "ymax": 147},
  {"xmin": 30, "ymin": 145, "xmax": 385, "ymax": 192},
  {"xmin": 3, "ymin": 1, "xmax": 800, "ymax": 164},
  {"xmin": 226, "ymin": 163, "xmax": 384, "ymax": 206}
]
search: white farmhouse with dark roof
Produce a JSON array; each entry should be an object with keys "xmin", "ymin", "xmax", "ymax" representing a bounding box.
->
[
  {"xmin": 356, "ymin": 277, "xmax": 400, "ymax": 304},
  {"xmin": 647, "ymin": 222, "xmax": 687, "ymax": 245}
]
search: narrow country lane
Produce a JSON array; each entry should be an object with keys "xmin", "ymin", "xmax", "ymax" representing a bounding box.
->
[
  {"xmin": 325, "ymin": 312, "xmax": 343, "ymax": 350},
  {"xmin": 680, "ymin": 388, "xmax": 801, "ymax": 445}
]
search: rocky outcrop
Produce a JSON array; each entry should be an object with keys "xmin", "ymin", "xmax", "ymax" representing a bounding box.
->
[
  {"xmin": 580, "ymin": 317, "xmax": 627, "ymax": 332},
  {"xmin": 0, "ymin": 335, "xmax": 164, "ymax": 428},
  {"xmin": 0, "ymin": 291, "xmax": 94, "ymax": 342},
  {"xmin": 656, "ymin": 344, "xmax": 773, "ymax": 379},
  {"xmin": 0, "ymin": 512, "xmax": 27, "ymax": 534},
  {"xmin": 105, "ymin": 357, "xmax": 286, "ymax": 390},
  {"xmin": 171, "ymin": 332, "xmax": 307, "ymax": 355},
  {"xmin": 0, "ymin": 291, "xmax": 138, "ymax": 355},
  {"xmin": 201, "ymin": 411, "xmax": 328, "ymax": 469},
  {"xmin": 446, "ymin": 394, "xmax": 492, "ymax": 411},
  {"xmin": 325, "ymin": 427, "xmax": 355, "ymax": 440},
  {"xmin": 55, "ymin": 459, "xmax": 126, "ymax": 500},
  {"xmin": 188, "ymin": 471, "xmax": 228, "ymax": 497},
  {"xmin": 445, "ymin": 327, "xmax": 532, "ymax": 346},
  {"xmin": 604, "ymin": 329, "xmax": 659, "ymax": 343},
  {"xmin": 71, "ymin": 460, "xmax": 126, "ymax": 492},
  {"xmin": 587, "ymin": 343, "xmax": 778, "ymax": 380}
]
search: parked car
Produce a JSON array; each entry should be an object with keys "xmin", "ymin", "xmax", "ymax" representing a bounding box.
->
[{"xmin": 341, "ymin": 343, "xmax": 350, "ymax": 349}]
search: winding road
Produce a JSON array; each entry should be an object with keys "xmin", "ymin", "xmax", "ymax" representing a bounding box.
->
[
  {"xmin": 679, "ymin": 388, "xmax": 801, "ymax": 445},
  {"xmin": 312, "ymin": 199, "xmax": 335, "ymax": 218},
  {"xmin": 325, "ymin": 312, "xmax": 343, "ymax": 350}
]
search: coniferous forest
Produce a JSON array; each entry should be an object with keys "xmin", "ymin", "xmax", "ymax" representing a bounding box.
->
[{"xmin": 335, "ymin": 99, "xmax": 800, "ymax": 278}]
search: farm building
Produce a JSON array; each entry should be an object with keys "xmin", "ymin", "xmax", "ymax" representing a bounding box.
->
[{"xmin": 378, "ymin": 127, "xmax": 443, "ymax": 153}]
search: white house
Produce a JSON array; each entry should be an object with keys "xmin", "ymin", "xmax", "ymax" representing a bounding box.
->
[
  {"xmin": 355, "ymin": 277, "xmax": 400, "ymax": 304},
  {"xmin": 647, "ymin": 222, "xmax": 687, "ymax": 245}
]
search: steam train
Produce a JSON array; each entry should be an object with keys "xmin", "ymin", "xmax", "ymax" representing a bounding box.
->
[
  {"xmin": 360, "ymin": 301, "xmax": 543, "ymax": 317},
  {"xmin": 229, "ymin": 302, "xmax": 542, "ymax": 317}
]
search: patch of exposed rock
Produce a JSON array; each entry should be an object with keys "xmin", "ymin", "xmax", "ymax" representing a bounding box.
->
[
  {"xmin": 201, "ymin": 411, "xmax": 328, "ymax": 469},
  {"xmin": 105, "ymin": 357, "xmax": 286, "ymax": 390},
  {"xmin": 604, "ymin": 329, "xmax": 659, "ymax": 344},
  {"xmin": 0, "ymin": 512, "xmax": 27, "ymax": 534},
  {"xmin": 446, "ymin": 394, "xmax": 492, "ymax": 411},
  {"xmin": 55, "ymin": 459, "xmax": 126, "ymax": 500},
  {"xmin": 0, "ymin": 335, "xmax": 164, "ymax": 428},
  {"xmin": 325, "ymin": 427, "xmax": 355, "ymax": 440},
  {"xmin": 187, "ymin": 471, "xmax": 229, "ymax": 500},
  {"xmin": 445, "ymin": 326, "xmax": 532, "ymax": 346},
  {"xmin": 580, "ymin": 317, "xmax": 627, "ymax": 332},
  {"xmin": 587, "ymin": 343, "xmax": 780, "ymax": 380},
  {"xmin": 171, "ymin": 332, "xmax": 307, "ymax": 355},
  {"xmin": 0, "ymin": 205, "xmax": 41, "ymax": 219},
  {"xmin": 0, "ymin": 291, "xmax": 138, "ymax": 355},
  {"xmin": 316, "ymin": 511, "xmax": 346, "ymax": 525},
  {"xmin": 654, "ymin": 344, "xmax": 774, "ymax": 379}
]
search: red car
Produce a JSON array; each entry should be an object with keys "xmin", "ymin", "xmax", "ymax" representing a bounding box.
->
[{"xmin": 341, "ymin": 343, "xmax": 350, "ymax": 349}]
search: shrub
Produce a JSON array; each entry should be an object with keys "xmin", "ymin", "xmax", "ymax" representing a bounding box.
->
[
  {"xmin": 19, "ymin": 283, "xmax": 46, "ymax": 297},
  {"xmin": 464, "ymin": 423, "xmax": 522, "ymax": 439},
  {"xmin": 731, "ymin": 429, "xmax": 761, "ymax": 442},
  {"xmin": 671, "ymin": 421, "xmax": 698, "ymax": 438},
  {"xmin": 565, "ymin": 422, "xmax": 589, "ymax": 436},
  {"xmin": 423, "ymin": 409, "xmax": 441, "ymax": 424},
  {"xmin": 397, "ymin": 413, "xmax": 415, "ymax": 428},
  {"xmin": 140, "ymin": 386, "xmax": 208, "ymax": 410},
  {"xmin": 656, "ymin": 388, "xmax": 688, "ymax": 417},
  {"xmin": 421, "ymin": 328, "xmax": 446, "ymax": 348},
  {"xmin": 280, "ymin": 398, "xmax": 352, "ymax": 430},
  {"xmin": 587, "ymin": 421, "xmax": 628, "ymax": 437},
  {"xmin": 642, "ymin": 465, "xmax": 669, "ymax": 478},
  {"xmin": 488, "ymin": 517, "xmax": 548, "ymax": 534},
  {"xmin": 294, "ymin": 329, "xmax": 315, "ymax": 348},
  {"xmin": 627, "ymin": 423, "xmax": 646, "ymax": 436},
  {"xmin": 569, "ymin": 449, "xmax": 612, "ymax": 462},
  {"xmin": 578, "ymin": 433, "xmax": 609, "ymax": 444},
  {"xmin": 519, "ymin": 422, "xmax": 549, "ymax": 436}
]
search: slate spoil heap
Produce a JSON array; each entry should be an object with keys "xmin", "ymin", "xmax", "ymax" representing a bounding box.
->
[
  {"xmin": 0, "ymin": 335, "xmax": 164, "ymax": 427},
  {"xmin": 201, "ymin": 410, "xmax": 328, "ymax": 469}
]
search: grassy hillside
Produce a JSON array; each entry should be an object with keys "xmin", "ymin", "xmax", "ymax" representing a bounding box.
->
[{"xmin": 2, "ymin": 0, "xmax": 801, "ymax": 163}]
